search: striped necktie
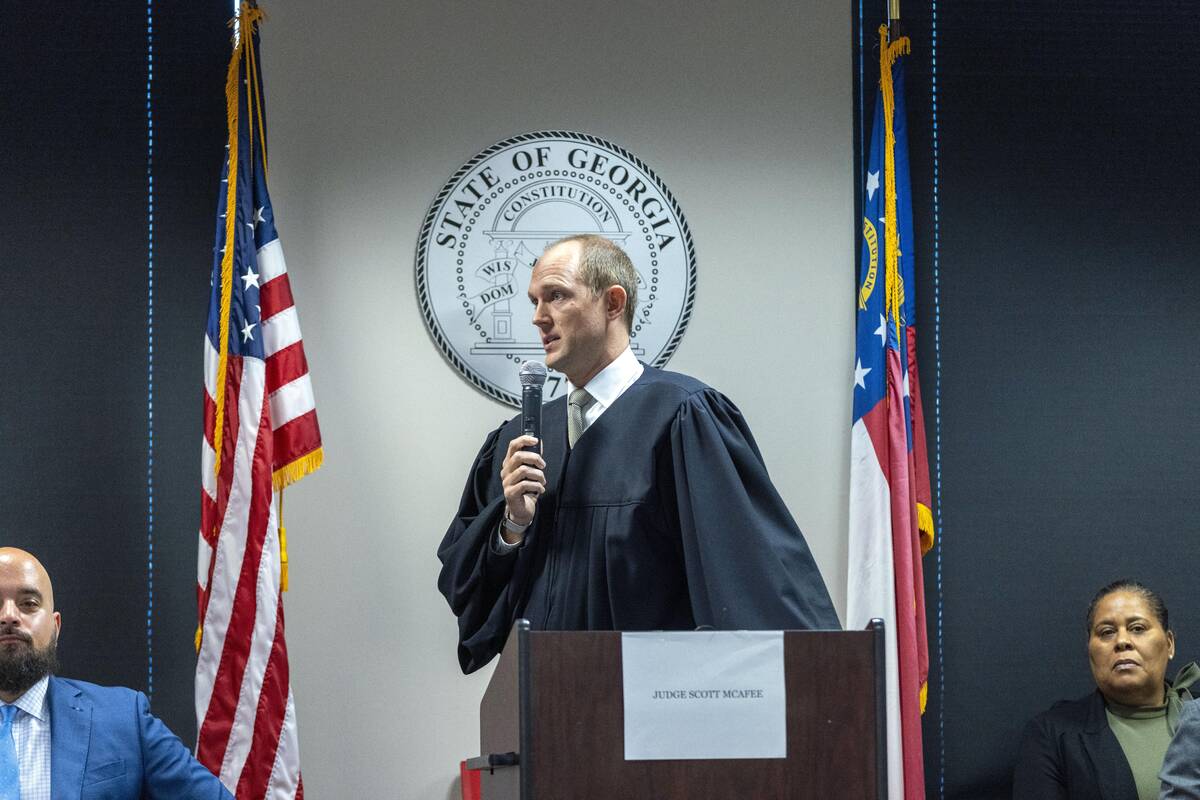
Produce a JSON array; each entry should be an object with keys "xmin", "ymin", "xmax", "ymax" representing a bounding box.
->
[
  {"xmin": 567, "ymin": 388, "xmax": 594, "ymax": 448},
  {"xmin": 0, "ymin": 705, "xmax": 19, "ymax": 800}
]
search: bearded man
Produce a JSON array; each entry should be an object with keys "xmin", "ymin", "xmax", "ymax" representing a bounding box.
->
[{"xmin": 0, "ymin": 547, "xmax": 231, "ymax": 799}]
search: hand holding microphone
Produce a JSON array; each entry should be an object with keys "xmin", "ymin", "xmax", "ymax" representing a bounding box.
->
[{"xmin": 499, "ymin": 361, "xmax": 547, "ymax": 542}]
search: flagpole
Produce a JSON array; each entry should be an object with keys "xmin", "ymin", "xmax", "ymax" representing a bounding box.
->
[{"xmin": 888, "ymin": 0, "xmax": 903, "ymax": 39}]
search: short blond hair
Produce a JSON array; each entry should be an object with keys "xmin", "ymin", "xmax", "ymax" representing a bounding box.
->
[{"xmin": 546, "ymin": 234, "xmax": 638, "ymax": 330}]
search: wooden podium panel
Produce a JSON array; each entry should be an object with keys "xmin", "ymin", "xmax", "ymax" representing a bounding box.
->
[{"xmin": 470, "ymin": 621, "xmax": 886, "ymax": 800}]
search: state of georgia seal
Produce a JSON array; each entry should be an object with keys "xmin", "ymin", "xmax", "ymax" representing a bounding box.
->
[{"xmin": 415, "ymin": 131, "xmax": 697, "ymax": 407}]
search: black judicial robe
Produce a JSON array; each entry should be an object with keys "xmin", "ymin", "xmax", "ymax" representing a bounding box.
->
[{"xmin": 437, "ymin": 365, "xmax": 840, "ymax": 673}]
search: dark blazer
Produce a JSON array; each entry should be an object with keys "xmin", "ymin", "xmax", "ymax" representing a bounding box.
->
[
  {"xmin": 47, "ymin": 676, "xmax": 233, "ymax": 800},
  {"xmin": 1012, "ymin": 690, "xmax": 1138, "ymax": 800}
]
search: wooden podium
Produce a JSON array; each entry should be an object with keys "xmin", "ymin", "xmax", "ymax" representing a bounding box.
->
[{"xmin": 465, "ymin": 620, "xmax": 887, "ymax": 799}]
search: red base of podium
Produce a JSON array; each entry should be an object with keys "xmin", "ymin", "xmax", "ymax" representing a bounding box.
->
[{"xmin": 460, "ymin": 760, "xmax": 482, "ymax": 800}]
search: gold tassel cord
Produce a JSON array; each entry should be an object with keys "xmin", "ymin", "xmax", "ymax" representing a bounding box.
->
[
  {"xmin": 243, "ymin": 31, "xmax": 253, "ymax": 175},
  {"xmin": 211, "ymin": 22, "xmax": 243, "ymax": 480},
  {"xmin": 881, "ymin": 26, "xmax": 929, "ymax": 721},
  {"xmin": 241, "ymin": 6, "xmax": 268, "ymax": 182},
  {"xmin": 878, "ymin": 26, "xmax": 911, "ymax": 347},
  {"xmin": 246, "ymin": 18, "xmax": 269, "ymax": 176},
  {"xmin": 278, "ymin": 489, "xmax": 288, "ymax": 592}
]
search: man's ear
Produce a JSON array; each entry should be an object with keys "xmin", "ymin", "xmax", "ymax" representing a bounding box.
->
[{"xmin": 605, "ymin": 285, "xmax": 627, "ymax": 322}]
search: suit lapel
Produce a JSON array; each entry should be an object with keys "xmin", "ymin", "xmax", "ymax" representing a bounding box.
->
[
  {"xmin": 1079, "ymin": 692, "xmax": 1137, "ymax": 800},
  {"xmin": 48, "ymin": 677, "xmax": 91, "ymax": 800}
]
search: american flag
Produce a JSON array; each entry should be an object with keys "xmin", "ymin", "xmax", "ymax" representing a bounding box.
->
[
  {"xmin": 197, "ymin": 7, "xmax": 322, "ymax": 797},
  {"xmin": 846, "ymin": 26, "xmax": 932, "ymax": 800}
]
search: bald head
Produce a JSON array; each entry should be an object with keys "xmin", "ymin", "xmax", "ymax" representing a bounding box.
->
[{"xmin": 0, "ymin": 548, "xmax": 54, "ymax": 613}]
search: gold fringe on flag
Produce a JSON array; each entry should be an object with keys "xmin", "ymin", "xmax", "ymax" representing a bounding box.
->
[
  {"xmin": 272, "ymin": 446, "xmax": 324, "ymax": 492},
  {"xmin": 917, "ymin": 502, "xmax": 935, "ymax": 555}
]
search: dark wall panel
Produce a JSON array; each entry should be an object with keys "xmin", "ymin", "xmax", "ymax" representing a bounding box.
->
[
  {"xmin": 152, "ymin": 1, "xmax": 232, "ymax": 743},
  {"xmin": 856, "ymin": 2, "xmax": 1199, "ymax": 797},
  {"xmin": 0, "ymin": 1, "xmax": 229, "ymax": 744}
]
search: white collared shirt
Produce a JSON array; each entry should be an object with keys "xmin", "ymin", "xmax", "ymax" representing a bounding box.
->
[
  {"xmin": 3, "ymin": 674, "xmax": 51, "ymax": 800},
  {"xmin": 564, "ymin": 346, "xmax": 644, "ymax": 434}
]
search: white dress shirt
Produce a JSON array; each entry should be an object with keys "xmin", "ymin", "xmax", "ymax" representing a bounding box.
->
[
  {"xmin": 495, "ymin": 347, "xmax": 644, "ymax": 552},
  {"xmin": 563, "ymin": 346, "xmax": 644, "ymax": 435},
  {"xmin": 4, "ymin": 674, "xmax": 51, "ymax": 800}
]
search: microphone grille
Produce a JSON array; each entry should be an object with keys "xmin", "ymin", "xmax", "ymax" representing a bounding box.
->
[{"xmin": 518, "ymin": 360, "xmax": 548, "ymax": 386}]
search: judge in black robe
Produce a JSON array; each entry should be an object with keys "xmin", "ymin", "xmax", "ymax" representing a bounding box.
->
[
  {"xmin": 437, "ymin": 363, "xmax": 840, "ymax": 673},
  {"xmin": 437, "ymin": 233, "xmax": 840, "ymax": 674}
]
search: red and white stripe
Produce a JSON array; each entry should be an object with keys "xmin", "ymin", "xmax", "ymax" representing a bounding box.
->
[
  {"xmin": 848, "ymin": 401, "xmax": 903, "ymax": 800},
  {"xmin": 847, "ymin": 349, "xmax": 927, "ymax": 800},
  {"xmin": 198, "ymin": 237, "xmax": 311, "ymax": 799},
  {"xmin": 258, "ymin": 239, "xmax": 320, "ymax": 471}
]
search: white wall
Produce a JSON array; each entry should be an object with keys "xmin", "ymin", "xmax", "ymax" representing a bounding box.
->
[{"xmin": 262, "ymin": 2, "xmax": 852, "ymax": 796}]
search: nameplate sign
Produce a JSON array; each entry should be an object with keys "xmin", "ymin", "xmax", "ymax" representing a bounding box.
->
[{"xmin": 621, "ymin": 631, "xmax": 786, "ymax": 761}]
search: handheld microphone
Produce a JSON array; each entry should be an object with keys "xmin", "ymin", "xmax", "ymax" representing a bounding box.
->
[{"xmin": 518, "ymin": 360, "xmax": 548, "ymax": 451}]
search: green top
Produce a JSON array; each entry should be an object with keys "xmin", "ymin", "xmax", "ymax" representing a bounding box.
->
[
  {"xmin": 1106, "ymin": 701, "xmax": 1171, "ymax": 800},
  {"xmin": 1104, "ymin": 662, "xmax": 1200, "ymax": 800}
]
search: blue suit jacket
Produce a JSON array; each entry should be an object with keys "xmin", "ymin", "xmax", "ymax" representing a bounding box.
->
[{"xmin": 46, "ymin": 676, "xmax": 232, "ymax": 800}]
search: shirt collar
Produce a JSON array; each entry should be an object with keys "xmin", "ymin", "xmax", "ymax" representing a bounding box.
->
[
  {"xmin": 566, "ymin": 347, "xmax": 642, "ymax": 409},
  {"xmin": 7, "ymin": 674, "xmax": 49, "ymax": 722}
]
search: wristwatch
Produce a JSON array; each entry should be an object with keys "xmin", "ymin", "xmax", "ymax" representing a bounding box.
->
[{"xmin": 501, "ymin": 514, "xmax": 530, "ymax": 536}]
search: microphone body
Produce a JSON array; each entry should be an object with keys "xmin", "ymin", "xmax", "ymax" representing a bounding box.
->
[{"xmin": 518, "ymin": 361, "xmax": 548, "ymax": 452}]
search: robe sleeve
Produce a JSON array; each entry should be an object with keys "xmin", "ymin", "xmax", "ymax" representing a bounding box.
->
[
  {"xmin": 436, "ymin": 426, "xmax": 531, "ymax": 673},
  {"xmin": 667, "ymin": 389, "xmax": 841, "ymax": 631}
]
